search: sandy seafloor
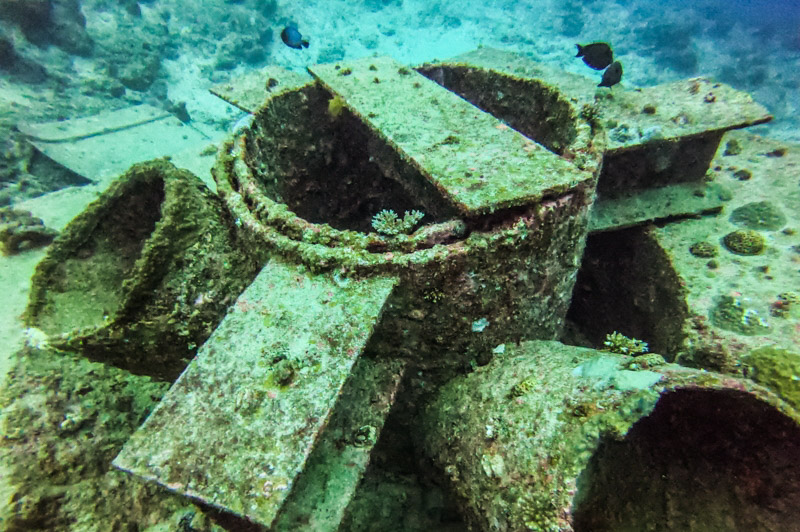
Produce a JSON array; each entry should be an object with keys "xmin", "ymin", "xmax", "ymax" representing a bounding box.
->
[{"xmin": 0, "ymin": 0, "xmax": 799, "ymax": 527}]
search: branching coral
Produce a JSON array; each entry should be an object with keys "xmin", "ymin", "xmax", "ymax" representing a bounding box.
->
[
  {"xmin": 602, "ymin": 331, "xmax": 649, "ymax": 356},
  {"xmin": 371, "ymin": 209, "xmax": 425, "ymax": 236}
]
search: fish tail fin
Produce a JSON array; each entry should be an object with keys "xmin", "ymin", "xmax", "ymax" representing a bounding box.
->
[{"xmin": 575, "ymin": 44, "xmax": 583, "ymax": 57}]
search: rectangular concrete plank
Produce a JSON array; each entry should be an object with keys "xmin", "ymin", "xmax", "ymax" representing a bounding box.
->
[
  {"xmin": 18, "ymin": 104, "xmax": 169, "ymax": 142},
  {"xmin": 26, "ymin": 115, "xmax": 210, "ymax": 184},
  {"xmin": 601, "ymin": 78, "xmax": 773, "ymax": 153},
  {"xmin": 310, "ymin": 56, "xmax": 589, "ymax": 216},
  {"xmin": 274, "ymin": 357, "xmax": 406, "ymax": 530},
  {"xmin": 589, "ymin": 182, "xmax": 726, "ymax": 232},
  {"xmin": 113, "ymin": 258, "xmax": 397, "ymax": 527}
]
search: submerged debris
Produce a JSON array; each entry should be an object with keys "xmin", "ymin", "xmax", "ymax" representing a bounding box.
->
[{"xmin": 0, "ymin": 206, "xmax": 57, "ymax": 255}]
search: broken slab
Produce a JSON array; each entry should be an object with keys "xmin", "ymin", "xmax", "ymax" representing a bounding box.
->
[
  {"xmin": 113, "ymin": 258, "xmax": 397, "ymax": 527},
  {"xmin": 20, "ymin": 104, "xmax": 215, "ymax": 186},
  {"xmin": 579, "ymin": 72, "xmax": 772, "ymax": 208}
]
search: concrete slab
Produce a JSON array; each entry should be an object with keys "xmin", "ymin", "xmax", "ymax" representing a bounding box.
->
[
  {"xmin": 274, "ymin": 357, "xmax": 406, "ymax": 530},
  {"xmin": 17, "ymin": 104, "xmax": 168, "ymax": 141},
  {"xmin": 310, "ymin": 56, "xmax": 592, "ymax": 216},
  {"xmin": 654, "ymin": 131, "xmax": 800, "ymax": 356},
  {"xmin": 569, "ymin": 130, "xmax": 799, "ymax": 363},
  {"xmin": 21, "ymin": 104, "xmax": 215, "ymax": 186},
  {"xmin": 600, "ymin": 78, "xmax": 773, "ymax": 153},
  {"xmin": 418, "ymin": 48, "xmax": 772, "ymax": 231},
  {"xmin": 114, "ymin": 257, "xmax": 397, "ymax": 527}
]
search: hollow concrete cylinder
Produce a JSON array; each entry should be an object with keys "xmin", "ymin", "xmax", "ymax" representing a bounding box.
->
[
  {"xmin": 212, "ymin": 63, "xmax": 603, "ymax": 380},
  {"xmin": 420, "ymin": 340, "xmax": 800, "ymax": 531},
  {"xmin": 25, "ymin": 159, "xmax": 258, "ymax": 380}
]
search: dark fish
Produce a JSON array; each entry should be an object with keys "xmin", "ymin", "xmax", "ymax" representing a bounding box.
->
[
  {"xmin": 281, "ymin": 25, "xmax": 309, "ymax": 49},
  {"xmin": 598, "ymin": 61, "xmax": 623, "ymax": 87},
  {"xmin": 576, "ymin": 42, "xmax": 613, "ymax": 70}
]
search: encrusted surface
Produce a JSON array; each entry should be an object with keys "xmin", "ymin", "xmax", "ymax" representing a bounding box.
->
[
  {"xmin": 437, "ymin": 47, "xmax": 772, "ymax": 153},
  {"xmin": 600, "ymin": 78, "xmax": 772, "ymax": 153},
  {"xmin": 418, "ymin": 48, "xmax": 764, "ymax": 232},
  {"xmin": 113, "ymin": 258, "xmax": 397, "ymax": 526},
  {"xmin": 441, "ymin": 48, "xmax": 599, "ymax": 105},
  {"xmin": 6, "ymin": 47, "xmax": 797, "ymax": 532},
  {"xmin": 310, "ymin": 56, "xmax": 592, "ymax": 216},
  {"xmin": 25, "ymin": 159, "xmax": 256, "ymax": 380},
  {"xmin": 654, "ymin": 131, "xmax": 800, "ymax": 357},
  {"xmin": 0, "ymin": 346, "xmax": 191, "ymax": 531}
]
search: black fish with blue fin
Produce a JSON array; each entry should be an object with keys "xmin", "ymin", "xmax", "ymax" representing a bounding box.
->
[
  {"xmin": 576, "ymin": 42, "xmax": 613, "ymax": 70},
  {"xmin": 281, "ymin": 24, "xmax": 309, "ymax": 49},
  {"xmin": 598, "ymin": 61, "xmax": 623, "ymax": 87}
]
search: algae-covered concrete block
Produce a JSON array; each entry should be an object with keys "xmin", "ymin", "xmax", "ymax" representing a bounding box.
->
[
  {"xmin": 213, "ymin": 59, "xmax": 600, "ymax": 380},
  {"xmin": 9, "ymin": 47, "xmax": 794, "ymax": 531},
  {"xmin": 274, "ymin": 356, "xmax": 406, "ymax": 530},
  {"xmin": 646, "ymin": 131, "xmax": 800, "ymax": 363},
  {"xmin": 210, "ymin": 65, "xmax": 313, "ymax": 114},
  {"xmin": 587, "ymin": 181, "xmax": 727, "ymax": 232}
]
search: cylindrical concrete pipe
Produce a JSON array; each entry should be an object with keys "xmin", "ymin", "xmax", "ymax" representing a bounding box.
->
[
  {"xmin": 25, "ymin": 159, "xmax": 259, "ymax": 380},
  {"xmin": 420, "ymin": 340, "xmax": 800, "ymax": 531}
]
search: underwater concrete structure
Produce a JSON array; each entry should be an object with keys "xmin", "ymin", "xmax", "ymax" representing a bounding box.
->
[{"xmin": 3, "ymin": 49, "xmax": 799, "ymax": 531}]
